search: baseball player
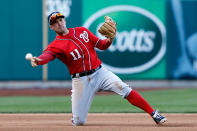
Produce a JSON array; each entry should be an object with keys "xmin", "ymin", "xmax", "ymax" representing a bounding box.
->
[{"xmin": 28, "ymin": 12, "xmax": 167, "ymax": 126}]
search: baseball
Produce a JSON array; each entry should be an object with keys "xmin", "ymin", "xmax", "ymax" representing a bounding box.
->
[{"xmin": 25, "ymin": 53, "xmax": 33, "ymax": 60}]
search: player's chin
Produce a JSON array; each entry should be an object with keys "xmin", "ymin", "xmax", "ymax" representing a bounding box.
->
[{"xmin": 56, "ymin": 30, "xmax": 65, "ymax": 35}]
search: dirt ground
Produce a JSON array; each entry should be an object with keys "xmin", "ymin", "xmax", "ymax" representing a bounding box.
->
[
  {"xmin": 0, "ymin": 88, "xmax": 196, "ymax": 131},
  {"xmin": 0, "ymin": 113, "xmax": 196, "ymax": 131}
]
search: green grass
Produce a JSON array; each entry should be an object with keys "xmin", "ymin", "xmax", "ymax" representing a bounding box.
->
[{"xmin": 0, "ymin": 88, "xmax": 197, "ymax": 113}]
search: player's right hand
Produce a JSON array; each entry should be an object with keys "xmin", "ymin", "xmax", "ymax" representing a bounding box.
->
[{"xmin": 31, "ymin": 57, "xmax": 42, "ymax": 67}]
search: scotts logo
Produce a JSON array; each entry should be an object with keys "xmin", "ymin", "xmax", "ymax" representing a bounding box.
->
[{"xmin": 83, "ymin": 5, "xmax": 166, "ymax": 74}]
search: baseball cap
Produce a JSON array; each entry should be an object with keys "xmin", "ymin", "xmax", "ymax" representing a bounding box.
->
[{"xmin": 48, "ymin": 12, "xmax": 65, "ymax": 25}]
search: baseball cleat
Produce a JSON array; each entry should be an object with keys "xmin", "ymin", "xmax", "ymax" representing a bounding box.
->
[{"xmin": 151, "ymin": 110, "xmax": 167, "ymax": 125}]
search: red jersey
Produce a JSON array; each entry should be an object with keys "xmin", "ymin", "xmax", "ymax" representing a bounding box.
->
[{"xmin": 40, "ymin": 27, "xmax": 111, "ymax": 75}]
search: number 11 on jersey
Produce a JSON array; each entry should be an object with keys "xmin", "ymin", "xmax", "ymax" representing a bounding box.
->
[{"xmin": 70, "ymin": 49, "xmax": 82, "ymax": 60}]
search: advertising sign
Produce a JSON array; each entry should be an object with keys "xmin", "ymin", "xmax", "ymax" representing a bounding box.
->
[{"xmin": 83, "ymin": 0, "xmax": 166, "ymax": 79}]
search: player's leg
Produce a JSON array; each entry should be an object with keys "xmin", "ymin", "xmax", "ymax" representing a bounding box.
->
[
  {"xmin": 99, "ymin": 67, "xmax": 153, "ymax": 114},
  {"xmin": 127, "ymin": 90, "xmax": 167, "ymax": 124},
  {"xmin": 71, "ymin": 77, "xmax": 97, "ymax": 126},
  {"xmin": 97, "ymin": 66, "xmax": 167, "ymax": 124},
  {"xmin": 126, "ymin": 89, "xmax": 154, "ymax": 115}
]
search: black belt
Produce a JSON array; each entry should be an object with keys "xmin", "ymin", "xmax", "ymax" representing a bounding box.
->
[{"xmin": 71, "ymin": 65, "xmax": 102, "ymax": 78}]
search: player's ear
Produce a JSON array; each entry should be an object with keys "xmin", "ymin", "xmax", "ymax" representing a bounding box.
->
[{"xmin": 49, "ymin": 25, "xmax": 54, "ymax": 30}]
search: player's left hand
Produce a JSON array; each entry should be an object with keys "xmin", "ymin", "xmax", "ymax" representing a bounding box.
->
[{"xmin": 98, "ymin": 16, "xmax": 117, "ymax": 39}]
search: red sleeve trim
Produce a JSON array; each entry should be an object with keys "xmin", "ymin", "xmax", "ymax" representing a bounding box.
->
[
  {"xmin": 44, "ymin": 51, "xmax": 56, "ymax": 57},
  {"xmin": 95, "ymin": 39, "xmax": 100, "ymax": 47}
]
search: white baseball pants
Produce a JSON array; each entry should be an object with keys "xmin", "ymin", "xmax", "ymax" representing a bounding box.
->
[{"xmin": 71, "ymin": 66, "xmax": 132, "ymax": 126}]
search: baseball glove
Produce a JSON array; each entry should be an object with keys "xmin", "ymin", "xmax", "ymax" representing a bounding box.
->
[{"xmin": 98, "ymin": 16, "xmax": 117, "ymax": 39}]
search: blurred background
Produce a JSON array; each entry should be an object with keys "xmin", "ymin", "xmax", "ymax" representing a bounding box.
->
[
  {"xmin": 0, "ymin": 0, "xmax": 197, "ymax": 113},
  {"xmin": 1, "ymin": 0, "xmax": 197, "ymax": 81}
]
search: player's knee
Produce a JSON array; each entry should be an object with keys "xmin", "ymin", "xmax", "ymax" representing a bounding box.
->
[
  {"xmin": 72, "ymin": 117, "xmax": 86, "ymax": 126},
  {"xmin": 119, "ymin": 86, "xmax": 132, "ymax": 98}
]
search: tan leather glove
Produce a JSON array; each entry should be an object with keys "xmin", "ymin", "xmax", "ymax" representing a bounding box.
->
[{"xmin": 98, "ymin": 16, "xmax": 117, "ymax": 39}]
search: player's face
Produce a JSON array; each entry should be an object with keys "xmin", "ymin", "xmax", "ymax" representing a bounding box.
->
[{"xmin": 50, "ymin": 18, "xmax": 67, "ymax": 35}]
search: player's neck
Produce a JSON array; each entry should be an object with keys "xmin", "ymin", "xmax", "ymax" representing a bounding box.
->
[{"xmin": 56, "ymin": 28, "xmax": 69, "ymax": 36}]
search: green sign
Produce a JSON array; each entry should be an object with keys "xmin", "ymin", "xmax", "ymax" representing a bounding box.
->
[{"xmin": 83, "ymin": 0, "xmax": 166, "ymax": 79}]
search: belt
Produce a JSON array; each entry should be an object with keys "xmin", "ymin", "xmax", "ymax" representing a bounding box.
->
[{"xmin": 71, "ymin": 65, "xmax": 102, "ymax": 78}]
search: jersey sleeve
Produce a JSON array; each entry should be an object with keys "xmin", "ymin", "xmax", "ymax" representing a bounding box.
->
[
  {"xmin": 95, "ymin": 38, "xmax": 112, "ymax": 50},
  {"xmin": 38, "ymin": 51, "xmax": 56, "ymax": 65},
  {"xmin": 82, "ymin": 27, "xmax": 100, "ymax": 47},
  {"xmin": 37, "ymin": 40, "xmax": 63, "ymax": 65},
  {"xmin": 44, "ymin": 45, "xmax": 62, "ymax": 58}
]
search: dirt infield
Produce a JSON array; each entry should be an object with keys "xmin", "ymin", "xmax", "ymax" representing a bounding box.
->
[
  {"xmin": 0, "ymin": 88, "xmax": 196, "ymax": 130},
  {"xmin": 0, "ymin": 113, "xmax": 196, "ymax": 131}
]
